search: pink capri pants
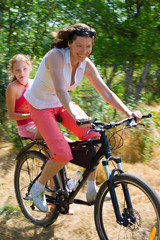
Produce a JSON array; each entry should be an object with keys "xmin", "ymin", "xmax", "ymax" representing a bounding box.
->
[
  {"xmin": 28, "ymin": 102, "xmax": 100, "ymax": 162},
  {"xmin": 17, "ymin": 122, "xmax": 38, "ymax": 139}
]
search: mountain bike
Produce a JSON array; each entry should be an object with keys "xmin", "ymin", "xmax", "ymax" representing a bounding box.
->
[{"xmin": 14, "ymin": 113, "xmax": 160, "ymax": 240}]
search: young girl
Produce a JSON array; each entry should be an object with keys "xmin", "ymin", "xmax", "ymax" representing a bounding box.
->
[
  {"xmin": 5, "ymin": 54, "xmax": 42, "ymax": 139},
  {"xmin": 25, "ymin": 23, "xmax": 142, "ymax": 212},
  {"xmin": 5, "ymin": 54, "xmax": 75, "ymax": 215}
]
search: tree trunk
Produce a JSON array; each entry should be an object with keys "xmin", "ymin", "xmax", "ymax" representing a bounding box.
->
[
  {"xmin": 102, "ymin": 64, "xmax": 117, "ymax": 87},
  {"xmin": 135, "ymin": 60, "xmax": 160, "ymax": 102},
  {"xmin": 124, "ymin": 62, "xmax": 135, "ymax": 101},
  {"xmin": 107, "ymin": 65, "xmax": 117, "ymax": 87},
  {"xmin": 134, "ymin": 60, "xmax": 151, "ymax": 101}
]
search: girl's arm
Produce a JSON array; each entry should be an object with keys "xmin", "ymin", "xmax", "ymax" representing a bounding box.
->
[
  {"xmin": 85, "ymin": 58, "xmax": 142, "ymax": 121},
  {"xmin": 5, "ymin": 84, "xmax": 31, "ymax": 120}
]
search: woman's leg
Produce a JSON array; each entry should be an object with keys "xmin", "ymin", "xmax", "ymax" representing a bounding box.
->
[
  {"xmin": 59, "ymin": 103, "xmax": 100, "ymax": 141},
  {"xmin": 28, "ymin": 105, "xmax": 73, "ymax": 211},
  {"xmin": 39, "ymin": 160, "xmax": 66, "ymax": 185},
  {"xmin": 59, "ymin": 104, "xmax": 100, "ymax": 202}
]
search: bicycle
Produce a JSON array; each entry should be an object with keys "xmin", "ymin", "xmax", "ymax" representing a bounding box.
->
[{"xmin": 14, "ymin": 113, "xmax": 160, "ymax": 240}]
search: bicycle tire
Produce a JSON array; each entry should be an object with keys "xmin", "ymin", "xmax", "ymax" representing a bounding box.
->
[
  {"xmin": 14, "ymin": 150, "xmax": 60, "ymax": 227},
  {"xmin": 94, "ymin": 173, "xmax": 160, "ymax": 240}
]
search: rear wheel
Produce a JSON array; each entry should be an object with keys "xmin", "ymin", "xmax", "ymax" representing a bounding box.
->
[
  {"xmin": 94, "ymin": 173, "xmax": 160, "ymax": 240},
  {"xmin": 14, "ymin": 150, "xmax": 60, "ymax": 227}
]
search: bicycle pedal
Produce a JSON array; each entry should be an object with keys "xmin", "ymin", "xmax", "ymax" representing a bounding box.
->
[{"xmin": 24, "ymin": 195, "xmax": 33, "ymax": 201}]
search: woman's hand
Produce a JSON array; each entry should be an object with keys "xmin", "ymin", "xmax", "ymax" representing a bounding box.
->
[
  {"xmin": 130, "ymin": 110, "xmax": 142, "ymax": 122},
  {"xmin": 75, "ymin": 116, "xmax": 92, "ymax": 128}
]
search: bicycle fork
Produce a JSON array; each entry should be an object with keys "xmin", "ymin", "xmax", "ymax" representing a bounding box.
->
[
  {"xmin": 101, "ymin": 132, "xmax": 135, "ymax": 226},
  {"xmin": 103, "ymin": 158, "xmax": 135, "ymax": 226}
]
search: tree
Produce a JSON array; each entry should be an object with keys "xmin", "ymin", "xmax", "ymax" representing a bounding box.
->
[
  {"xmin": 54, "ymin": 0, "xmax": 160, "ymax": 102},
  {"xmin": 1, "ymin": 0, "xmax": 160, "ymax": 117},
  {"xmin": 0, "ymin": 0, "xmax": 60, "ymax": 119}
]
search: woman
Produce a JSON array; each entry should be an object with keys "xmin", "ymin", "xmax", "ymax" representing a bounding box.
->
[{"xmin": 25, "ymin": 23, "xmax": 142, "ymax": 212}]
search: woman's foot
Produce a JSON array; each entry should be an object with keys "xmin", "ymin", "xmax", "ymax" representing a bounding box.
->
[
  {"xmin": 86, "ymin": 187, "xmax": 111, "ymax": 203},
  {"xmin": 30, "ymin": 184, "xmax": 48, "ymax": 212}
]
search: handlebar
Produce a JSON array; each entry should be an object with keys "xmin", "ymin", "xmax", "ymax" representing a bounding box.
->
[
  {"xmin": 76, "ymin": 113, "xmax": 152, "ymax": 130},
  {"xmin": 141, "ymin": 113, "xmax": 152, "ymax": 118}
]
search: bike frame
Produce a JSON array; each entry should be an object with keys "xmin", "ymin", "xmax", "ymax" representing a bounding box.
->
[
  {"xmin": 17, "ymin": 127, "xmax": 135, "ymax": 225},
  {"xmin": 62, "ymin": 131, "xmax": 134, "ymax": 225},
  {"xmin": 16, "ymin": 113, "xmax": 158, "ymax": 238}
]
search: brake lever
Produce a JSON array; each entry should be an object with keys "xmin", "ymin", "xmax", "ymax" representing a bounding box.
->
[
  {"xmin": 126, "ymin": 119, "xmax": 137, "ymax": 128},
  {"xmin": 126, "ymin": 120, "xmax": 145, "ymax": 128},
  {"xmin": 87, "ymin": 124, "xmax": 103, "ymax": 134}
]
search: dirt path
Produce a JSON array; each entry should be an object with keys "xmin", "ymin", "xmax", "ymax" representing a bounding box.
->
[{"xmin": 0, "ymin": 142, "xmax": 160, "ymax": 240}]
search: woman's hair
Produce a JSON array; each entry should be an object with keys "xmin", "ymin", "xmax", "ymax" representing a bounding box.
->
[
  {"xmin": 50, "ymin": 23, "xmax": 97, "ymax": 49},
  {"xmin": 8, "ymin": 54, "xmax": 33, "ymax": 82}
]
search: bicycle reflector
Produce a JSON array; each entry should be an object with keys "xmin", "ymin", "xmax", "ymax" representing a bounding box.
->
[{"xmin": 149, "ymin": 227, "xmax": 156, "ymax": 240}]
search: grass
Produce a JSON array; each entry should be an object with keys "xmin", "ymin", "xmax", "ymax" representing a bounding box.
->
[{"xmin": 0, "ymin": 204, "xmax": 20, "ymax": 220}]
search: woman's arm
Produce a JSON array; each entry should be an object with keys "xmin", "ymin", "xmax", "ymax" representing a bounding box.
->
[
  {"xmin": 5, "ymin": 84, "xmax": 31, "ymax": 121},
  {"xmin": 85, "ymin": 58, "xmax": 142, "ymax": 121}
]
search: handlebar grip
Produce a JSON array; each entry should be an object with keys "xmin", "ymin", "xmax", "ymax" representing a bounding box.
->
[
  {"xmin": 76, "ymin": 117, "xmax": 97, "ymax": 126},
  {"xmin": 142, "ymin": 113, "xmax": 152, "ymax": 119},
  {"xmin": 76, "ymin": 120, "xmax": 90, "ymax": 126}
]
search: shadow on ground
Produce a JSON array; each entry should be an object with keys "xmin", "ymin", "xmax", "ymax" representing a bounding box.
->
[{"xmin": 0, "ymin": 216, "xmax": 65, "ymax": 240}]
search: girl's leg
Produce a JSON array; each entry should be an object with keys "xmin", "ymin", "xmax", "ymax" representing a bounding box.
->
[{"xmin": 17, "ymin": 122, "xmax": 43, "ymax": 139}]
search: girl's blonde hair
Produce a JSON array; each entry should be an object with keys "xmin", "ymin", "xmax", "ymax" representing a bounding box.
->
[{"xmin": 8, "ymin": 54, "xmax": 33, "ymax": 82}]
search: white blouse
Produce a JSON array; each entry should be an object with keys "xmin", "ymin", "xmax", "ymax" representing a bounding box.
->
[{"xmin": 24, "ymin": 48, "xmax": 86, "ymax": 109}]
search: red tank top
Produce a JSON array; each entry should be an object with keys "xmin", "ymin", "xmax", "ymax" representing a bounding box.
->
[{"xmin": 15, "ymin": 89, "xmax": 33, "ymax": 126}]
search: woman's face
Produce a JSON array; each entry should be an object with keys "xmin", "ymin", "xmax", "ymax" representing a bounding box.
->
[{"xmin": 68, "ymin": 36, "xmax": 93, "ymax": 64}]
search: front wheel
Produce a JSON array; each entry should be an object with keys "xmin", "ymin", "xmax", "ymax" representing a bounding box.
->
[
  {"xmin": 94, "ymin": 173, "xmax": 160, "ymax": 240},
  {"xmin": 14, "ymin": 150, "xmax": 60, "ymax": 227}
]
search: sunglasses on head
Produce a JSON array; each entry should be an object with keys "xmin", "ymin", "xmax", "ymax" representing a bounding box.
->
[{"xmin": 74, "ymin": 29, "xmax": 95, "ymax": 38}]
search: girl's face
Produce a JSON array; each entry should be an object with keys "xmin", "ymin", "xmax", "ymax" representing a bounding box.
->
[
  {"xmin": 68, "ymin": 36, "xmax": 93, "ymax": 64},
  {"xmin": 12, "ymin": 61, "xmax": 31, "ymax": 82}
]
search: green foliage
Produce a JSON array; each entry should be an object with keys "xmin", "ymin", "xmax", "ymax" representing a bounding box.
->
[
  {"xmin": 70, "ymin": 76, "xmax": 118, "ymax": 121},
  {"xmin": 3, "ymin": 120, "xmax": 23, "ymax": 149},
  {"xmin": 0, "ymin": 205, "xmax": 20, "ymax": 219},
  {"xmin": 0, "ymin": 0, "xmax": 63, "ymax": 128},
  {"xmin": 127, "ymin": 100, "xmax": 160, "ymax": 161},
  {"xmin": 1, "ymin": 0, "xmax": 160, "ymax": 118},
  {"xmin": 56, "ymin": 0, "xmax": 160, "ymax": 101},
  {"xmin": 0, "ymin": 0, "xmax": 160, "ymax": 162}
]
